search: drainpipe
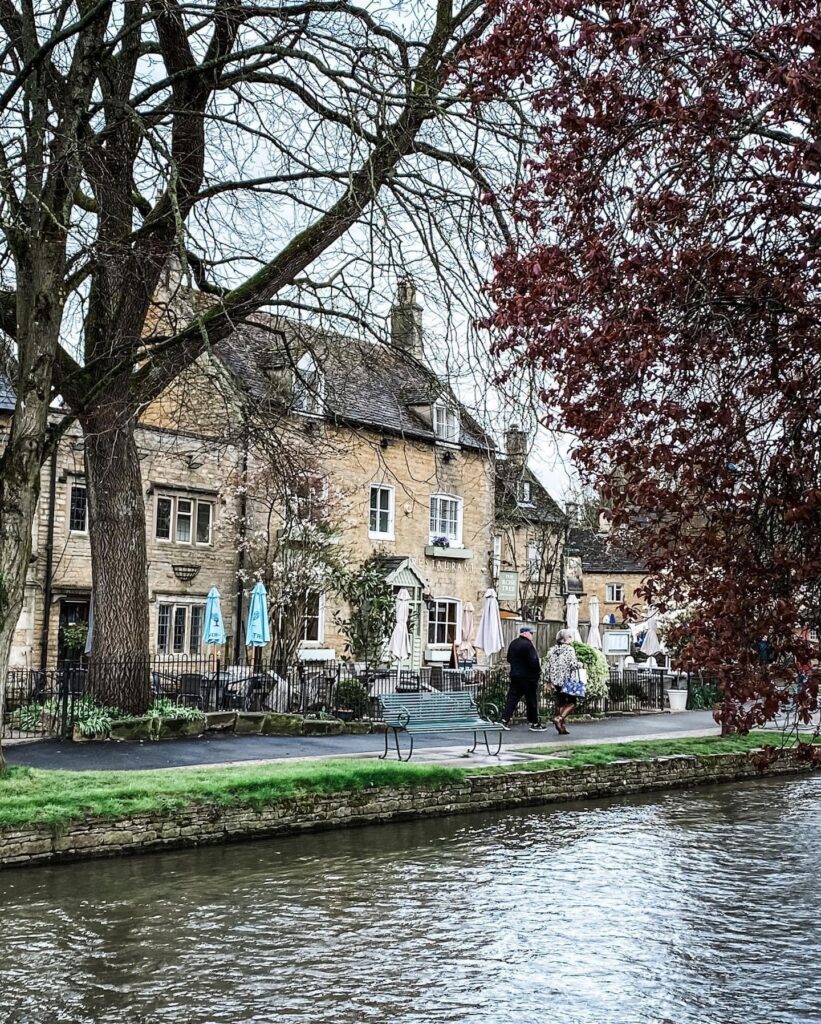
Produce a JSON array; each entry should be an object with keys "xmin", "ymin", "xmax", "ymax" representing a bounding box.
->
[
  {"xmin": 39, "ymin": 449, "xmax": 58, "ymax": 669},
  {"xmin": 233, "ymin": 435, "xmax": 249, "ymax": 663}
]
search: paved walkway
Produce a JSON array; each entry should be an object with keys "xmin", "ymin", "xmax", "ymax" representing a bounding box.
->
[{"xmin": 4, "ymin": 711, "xmax": 720, "ymax": 772}]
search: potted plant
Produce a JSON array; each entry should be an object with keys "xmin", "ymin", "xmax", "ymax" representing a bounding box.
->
[
  {"xmin": 431, "ymin": 535, "xmax": 450, "ymax": 549},
  {"xmin": 334, "ymin": 677, "xmax": 370, "ymax": 721}
]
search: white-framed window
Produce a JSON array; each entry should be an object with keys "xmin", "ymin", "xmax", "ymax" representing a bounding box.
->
[
  {"xmin": 428, "ymin": 598, "xmax": 461, "ymax": 645},
  {"xmin": 527, "ymin": 540, "xmax": 541, "ymax": 578},
  {"xmin": 432, "ymin": 401, "xmax": 460, "ymax": 443},
  {"xmin": 289, "ymin": 474, "xmax": 327, "ymax": 523},
  {"xmin": 156, "ymin": 599, "xmax": 206, "ymax": 655},
  {"xmin": 492, "ymin": 534, "xmax": 502, "ymax": 578},
  {"xmin": 368, "ymin": 484, "xmax": 395, "ymax": 539},
  {"xmin": 154, "ymin": 494, "xmax": 214, "ymax": 546},
  {"xmin": 301, "ymin": 592, "xmax": 325, "ymax": 644},
  {"xmin": 606, "ymin": 582, "xmax": 625, "ymax": 603},
  {"xmin": 518, "ymin": 480, "xmax": 533, "ymax": 504},
  {"xmin": 293, "ymin": 352, "xmax": 324, "ymax": 415},
  {"xmin": 69, "ymin": 483, "xmax": 88, "ymax": 533},
  {"xmin": 429, "ymin": 493, "xmax": 463, "ymax": 546}
]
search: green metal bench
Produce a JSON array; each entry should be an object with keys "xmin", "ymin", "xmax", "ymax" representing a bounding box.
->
[{"xmin": 378, "ymin": 691, "xmax": 503, "ymax": 762}]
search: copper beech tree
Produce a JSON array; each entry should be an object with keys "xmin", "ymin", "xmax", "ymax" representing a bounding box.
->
[{"xmin": 473, "ymin": 0, "xmax": 821, "ymax": 736}]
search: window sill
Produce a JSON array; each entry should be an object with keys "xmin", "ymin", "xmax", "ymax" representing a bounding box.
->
[
  {"xmin": 299, "ymin": 647, "xmax": 335, "ymax": 662},
  {"xmin": 424, "ymin": 647, "xmax": 454, "ymax": 662},
  {"xmin": 369, "ymin": 532, "xmax": 395, "ymax": 542},
  {"xmin": 425, "ymin": 546, "xmax": 472, "ymax": 560}
]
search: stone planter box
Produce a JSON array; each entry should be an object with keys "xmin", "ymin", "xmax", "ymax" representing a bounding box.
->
[
  {"xmin": 301, "ymin": 717, "xmax": 345, "ymax": 736},
  {"xmin": 343, "ymin": 721, "xmax": 371, "ymax": 735},
  {"xmin": 110, "ymin": 717, "xmax": 154, "ymax": 742},
  {"xmin": 158, "ymin": 717, "xmax": 206, "ymax": 740},
  {"xmin": 424, "ymin": 546, "xmax": 473, "ymax": 560},
  {"xmin": 234, "ymin": 712, "xmax": 267, "ymax": 735},
  {"xmin": 261, "ymin": 712, "xmax": 304, "ymax": 736},
  {"xmin": 204, "ymin": 711, "xmax": 237, "ymax": 733}
]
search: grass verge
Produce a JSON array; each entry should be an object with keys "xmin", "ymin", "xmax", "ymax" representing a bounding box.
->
[
  {"xmin": 0, "ymin": 760, "xmax": 464, "ymax": 829},
  {"xmin": 0, "ymin": 732, "xmax": 815, "ymax": 831},
  {"xmin": 485, "ymin": 732, "xmax": 819, "ymax": 773}
]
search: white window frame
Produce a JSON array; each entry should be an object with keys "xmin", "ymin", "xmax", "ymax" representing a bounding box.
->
[
  {"xmin": 432, "ymin": 401, "xmax": 460, "ymax": 443},
  {"xmin": 68, "ymin": 482, "xmax": 88, "ymax": 534},
  {"xmin": 154, "ymin": 493, "xmax": 215, "ymax": 547},
  {"xmin": 155, "ymin": 597, "xmax": 207, "ymax": 656},
  {"xmin": 492, "ymin": 534, "xmax": 502, "ymax": 578},
  {"xmin": 606, "ymin": 582, "xmax": 625, "ymax": 603},
  {"xmin": 427, "ymin": 597, "xmax": 462, "ymax": 646},
  {"xmin": 300, "ymin": 592, "xmax": 326, "ymax": 646},
  {"xmin": 368, "ymin": 484, "xmax": 395, "ymax": 540},
  {"xmin": 527, "ymin": 539, "xmax": 541, "ymax": 578},
  {"xmin": 293, "ymin": 352, "xmax": 324, "ymax": 416},
  {"xmin": 429, "ymin": 493, "xmax": 463, "ymax": 547},
  {"xmin": 519, "ymin": 480, "xmax": 533, "ymax": 505}
]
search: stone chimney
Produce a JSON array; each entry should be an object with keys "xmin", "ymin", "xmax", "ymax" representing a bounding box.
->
[
  {"xmin": 505, "ymin": 424, "xmax": 528, "ymax": 459},
  {"xmin": 390, "ymin": 278, "xmax": 424, "ymax": 360}
]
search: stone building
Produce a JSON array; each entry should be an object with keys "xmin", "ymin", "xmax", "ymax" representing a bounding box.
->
[
  {"xmin": 5, "ymin": 281, "xmax": 501, "ymax": 671},
  {"xmin": 564, "ymin": 514, "xmax": 648, "ymax": 632},
  {"xmin": 493, "ymin": 426, "xmax": 568, "ymax": 624}
]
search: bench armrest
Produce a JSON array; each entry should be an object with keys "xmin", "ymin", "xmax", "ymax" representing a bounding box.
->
[{"xmin": 397, "ymin": 705, "xmax": 411, "ymax": 728}]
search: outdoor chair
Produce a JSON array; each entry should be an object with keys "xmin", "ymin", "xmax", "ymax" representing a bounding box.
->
[{"xmin": 176, "ymin": 673, "xmax": 206, "ymax": 709}]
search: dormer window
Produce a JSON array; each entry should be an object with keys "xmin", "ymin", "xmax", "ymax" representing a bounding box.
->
[
  {"xmin": 293, "ymin": 352, "xmax": 323, "ymax": 416},
  {"xmin": 518, "ymin": 480, "xmax": 533, "ymax": 505},
  {"xmin": 433, "ymin": 401, "xmax": 459, "ymax": 442}
]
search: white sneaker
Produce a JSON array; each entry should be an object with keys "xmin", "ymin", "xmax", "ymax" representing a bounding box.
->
[
  {"xmin": 499, "ymin": 719, "xmax": 511, "ymax": 731},
  {"xmin": 529, "ymin": 722, "xmax": 548, "ymax": 732}
]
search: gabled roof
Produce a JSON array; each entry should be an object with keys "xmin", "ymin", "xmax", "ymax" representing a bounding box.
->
[
  {"xmin": 214, "ymin": 315, "xmax": 494, "ymax": 452},
  {"xmin": 495, "ymin": 458, "xmax": 567, "ymax": 528},
  {"xmin": 0, "ymin": 369, "xmax": 15, "ymax": 412},
  {"xmin": 568, "ymin": 527, "xmax": 645, "ymax": 574}
]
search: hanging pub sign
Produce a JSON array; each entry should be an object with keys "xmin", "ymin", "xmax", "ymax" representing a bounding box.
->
[{"xmin": 496, "ymin": 570, "xmax": 519, "ymax": 602}]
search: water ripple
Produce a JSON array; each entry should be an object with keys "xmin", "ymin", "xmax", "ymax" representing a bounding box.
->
[{"xmin": 0, "ymin": 775, "xmax": 819, "ymax": 1024}]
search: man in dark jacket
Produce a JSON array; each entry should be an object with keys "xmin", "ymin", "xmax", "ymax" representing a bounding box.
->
[{"xmin": 500, "ymin": 626, "xmax": 547, "ymax": 731}]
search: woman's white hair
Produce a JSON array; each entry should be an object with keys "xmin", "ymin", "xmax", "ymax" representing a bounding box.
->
[{"xmin": 556, "ymin": 629, "xmax": 575, "ymax": 644}]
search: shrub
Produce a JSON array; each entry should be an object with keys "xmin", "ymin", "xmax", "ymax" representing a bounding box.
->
[
  {"xmin": 572, "ymin": 641, "xmax": 609, "ymax": 699},
  {"xmin": 333, "ymin": 678, "xmax": 370, "ymax": 719}
]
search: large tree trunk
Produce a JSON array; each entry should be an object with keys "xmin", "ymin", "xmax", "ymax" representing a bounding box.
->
[
  {"xmin": 81, "ymin": 403, "xmax": 151, "ymax": 714},
  {"xmin": 0, "ymin": 262, "xmax": 64, "ymax": 769}
]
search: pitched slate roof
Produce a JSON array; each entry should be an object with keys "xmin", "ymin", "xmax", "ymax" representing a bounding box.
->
[
  {"xmin": 0, "ymin": 369, "xmax": 15, "ymax": 412},
  {"xmin": 215, "ymin": 315, "xmax": 493, "ymax": 452},
  {"xmin": 568, "ymin": 527, "xmax": 645, "ymax": 574},
  {"xmin": 495, "ymin": 458, "xmax": 567, "ymax": 527}
]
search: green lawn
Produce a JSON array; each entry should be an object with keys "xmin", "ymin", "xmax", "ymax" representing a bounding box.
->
[
  {"xmin": 501, "ymin": 732, "xmax": 818, "ymax": 773},
  {"xmin": 0, "ymin": 731, "xmax": 813, "ymax": 831},
  {"xmin": 0, "ymin": 759, "xmax": 463, "ymax": 829}
]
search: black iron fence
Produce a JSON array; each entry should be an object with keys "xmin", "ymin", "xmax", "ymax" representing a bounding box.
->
[{"xmin": 2, "ymin": 655, "xmax": 673, "ymax": 740}]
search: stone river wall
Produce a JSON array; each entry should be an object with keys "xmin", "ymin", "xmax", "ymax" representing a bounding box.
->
[{"xmin": 1, "ymin": 750, "xmax": 817, "ymax": 870}]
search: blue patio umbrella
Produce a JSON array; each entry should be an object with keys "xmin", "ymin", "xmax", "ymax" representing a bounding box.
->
[
  {"xmin": 203, "ymin": 586, "xmax": 226, "ymax": 647},
  {"xmin": 245, "ymin": 582, "xmax": 271, "ymax": 647}
]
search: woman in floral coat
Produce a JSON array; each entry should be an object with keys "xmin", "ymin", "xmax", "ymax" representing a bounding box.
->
[{"xmin": 547, "ymin": 629, "xmax": 583, "ymax": 734}]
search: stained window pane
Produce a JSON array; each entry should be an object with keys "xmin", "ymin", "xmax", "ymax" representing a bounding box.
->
[
  {"xmin": 189, "ymin": 605, "xmax": 204, "ymax": 653},
  {"xmin": 156, "ymin": 497, "xmax": 172, "ymax": 540},
  {"xmin": 69, "ymin": 485, "xmax": 87, "ymax": 532},
  {"xmin": 176, "ymin": 499, "xmax": 192, "ymax": 543},
  {"xmin": 173, "ymin": 607, "xmax": 187, "ymax": 653},
  {"xmin": 196, "ymin": 502, "xmax": 212, "ymax": 544},
  {"xmin": 157, "ymin": 604, "xmax": 171, "ymax": 654}
]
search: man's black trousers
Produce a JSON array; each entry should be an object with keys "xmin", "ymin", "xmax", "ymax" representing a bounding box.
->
[{"xmin": 501, "ymin": 678, "xmax": 540, "ymax": 725}]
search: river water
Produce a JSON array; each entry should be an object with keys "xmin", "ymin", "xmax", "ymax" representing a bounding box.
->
[{"xmin": 1, "ymin": 776, "xmax": 819, "ymax": 1024}]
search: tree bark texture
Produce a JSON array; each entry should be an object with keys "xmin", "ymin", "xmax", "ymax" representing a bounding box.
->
[{"xmin": 81, "ymin": 404, "xmax": 151, "ymax": 714}]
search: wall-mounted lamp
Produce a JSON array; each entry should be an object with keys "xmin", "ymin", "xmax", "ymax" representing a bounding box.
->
[{"xmin": 380, "ymin": 436, "xmax": 390, "ymax": 449}]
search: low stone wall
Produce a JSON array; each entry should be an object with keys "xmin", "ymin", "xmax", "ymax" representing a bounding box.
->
[{"xmin": 1, "ymin": 750, "xmax": 816, "ymax": 870}]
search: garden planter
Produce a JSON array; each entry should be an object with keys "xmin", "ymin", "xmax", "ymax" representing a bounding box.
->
[
  {"xmin": 301, "ymin": 717, "xmax": 345, "ymax": 736},
  {"xmin": 261, "ymin": 713, "xmax": 304, "ymax": 736},
  {"xmin": 234, "ymin": 712, "xmax": 266, "ymax": 735},
  {"xmin": 109, "ymin": 717, "xmax": 154, "ymax": 742},
  {"xmin": 204, "ymin": 711, "xmax": 237, "ymax": 733},
  {"xmin": 158, "ymin": 717, "xmax": 206, "ymax": 739},
  {"xmin": 666, "ymin": 688, "xmax": 688, "ymax": 712}
]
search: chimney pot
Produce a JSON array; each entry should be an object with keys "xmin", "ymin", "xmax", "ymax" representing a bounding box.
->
[{"xmin": 390, "ymin": 277, "xmax": 424, "ymax": 360}]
